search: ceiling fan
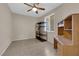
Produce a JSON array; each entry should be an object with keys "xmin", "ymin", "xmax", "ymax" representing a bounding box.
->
[{"xmin": 24, "ymin": 3, "xmax": 45, "ymax": 14}]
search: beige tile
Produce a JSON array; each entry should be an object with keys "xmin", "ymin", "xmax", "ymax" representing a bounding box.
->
[{"xmin": 2, "ymin": 39, "xmax": 57, "ymax": 56}]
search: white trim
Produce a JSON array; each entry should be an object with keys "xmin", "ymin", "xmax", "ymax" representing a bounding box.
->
[
  {"xmin": 49, "ymin": 13, "xmax": 55, "ymax": 17},
  {"xmin": 45, "ymin": 13, "xmax": 55, "ymax": 31},
  {"xmin": 12, "ymin": 38, "xmax": 36, "ymax": 42},
  {"xmin": 0, "ymin": 41, "xmax": 12, "ymax": 56},
  {"xmin": 47, "ymin": 31, "xmax": 54, "ymax": 32}
]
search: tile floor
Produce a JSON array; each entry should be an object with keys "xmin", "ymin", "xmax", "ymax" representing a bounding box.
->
[{"xmin": 2, "ymin": 39, "xmax": 57, "ymax": 56}]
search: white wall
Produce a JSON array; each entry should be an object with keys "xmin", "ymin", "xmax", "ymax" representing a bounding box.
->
[
  {"xmin": 12, "ymin": 13, "xmax": 39, "ymax": 41},
  {"xmin": 47, "ymin": 31, "xmax": 54, "ymax": 44},
  {"xmin": 0, "ymin": 4, "xmax": 12, "ymax": 55}
]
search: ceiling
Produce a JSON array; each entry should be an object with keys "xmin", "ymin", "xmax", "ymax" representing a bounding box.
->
[{"xmin": 8, "ymin": 3, "xmax": 62, "ymax": 17}]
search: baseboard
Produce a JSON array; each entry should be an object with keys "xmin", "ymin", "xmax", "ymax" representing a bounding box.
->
[
  {"xmin": 0, "ymin": 41, "xmax": 12, "ymax": 56},
  {"xmin": 47, "ymin": 40, "xmax": 54, "ymax": 44},
  {"xmin": 12, "ymin": 38, "xmax": 36, "ymax": 42}
]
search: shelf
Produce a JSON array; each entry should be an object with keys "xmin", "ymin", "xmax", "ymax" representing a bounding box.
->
[
  {"xmin": 64, "ymin": 29, "xmax": 72, "ymax": 31},
  {"xmin": 64, "ymin": 15, "xmax": 72, "ymax": 29},
  {"xmin": 37, "ymin": 22, "xmax": 47, "ymax": 24},
  {"xmin": 64, "ymin": 30, "xmax": 72, "ymax": 40},
  {"xmin": 36, "ymin": 33, "xmax": 47, "ymax": 36},
  {"xmin": 39, "ymin": 26, "xmax": 47, "ymax": 27},
  {"xmin": 55, "ymin": 35, "xmax": 72, "ymax": 46},
  {"xmin": 58, "ymin": 24, "xmax": 64, "ymax": 27},
  {"xmin": 58, "ymin": 27, "xmax": 64, "ymax": 35},
  {"xmin": 36, "ymin": 21, "xmax": 47, "ymax": 41},
  {"xmin": 39, "ymin": 34, "xmax": 47, "ymax": 36}
]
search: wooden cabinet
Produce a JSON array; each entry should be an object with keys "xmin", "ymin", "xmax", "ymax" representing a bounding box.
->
[
  {"xmin": 54, "ymin": 14, "xmax": 79, "ymax": 56},
  {"xmin": 64, "ymin": 15, "xmax": 72, "ymax": 29},
  {"xmin": 57, "ymin": 42, "xmax": 75, "ymax": 56},
  {"xmin": 57, "ymin": 43, "xmax": 63, "ymax": 55},
  {"xmin": 54, "ymin": 38, "xmax": 57, "ymax": 49}
]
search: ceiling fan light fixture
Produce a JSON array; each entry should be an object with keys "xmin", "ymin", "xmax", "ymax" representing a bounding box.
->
[
  {"xmin": 24, "ymin": 3, "xmax": 45, "ymax": 14},
  {"xmin": 32, "ymin": 7, "xmax": 37, "ymax": 11}
]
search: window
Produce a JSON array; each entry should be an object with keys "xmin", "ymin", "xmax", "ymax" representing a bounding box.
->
[
  {"xmin": 50, "ymin": 14, "xmax": 54, "ymax": 31},
  {"xmin": 44, "ymin": 16, "xmax": 49, "ymax": 31},
  {"xmin": 44, "ymin": 13, "xmax": 55, "ymax": 32}
]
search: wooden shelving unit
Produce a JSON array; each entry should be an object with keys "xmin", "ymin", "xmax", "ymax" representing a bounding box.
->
[
  {"xmin": 35, "ymin": 22, "xmax": 47, "ymax": 42},
  {"xmin": 64, "ymin": 15, "xmax": 72, "ymax": 29},
  {"xmin": 64, "ymin": 15, "xmax": 72, "ymax": 40},
  {"xmin": 54, "ymin": 14, "xmax": 79, "ymax": 56},
  {"xmin": 57, "ymin": 15, "xmax": 72, "ymax": 41}
]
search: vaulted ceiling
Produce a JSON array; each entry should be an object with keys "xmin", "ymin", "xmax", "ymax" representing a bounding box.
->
[{"xmin": 8, "ymin": 3, "xmax": 62, "ymax": 17}]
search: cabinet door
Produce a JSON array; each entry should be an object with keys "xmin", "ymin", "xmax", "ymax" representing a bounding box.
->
[
  {"xmin": 58, "ymin": 43, "xmax": 75, "ymax": 56},
  {"xmin": 57, "ymin": 43, "xmax": 63, "ymax": 56}
]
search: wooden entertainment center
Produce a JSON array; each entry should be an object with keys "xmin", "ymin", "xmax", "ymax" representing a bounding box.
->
[{"xmin": 54, "ymin": 14, "xmax": 79, "ymax": 56}]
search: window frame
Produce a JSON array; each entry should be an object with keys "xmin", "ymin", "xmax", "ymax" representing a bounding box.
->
[{"xmin": 44, "ymin": 13, "xmax": 55, "ymax": 32}]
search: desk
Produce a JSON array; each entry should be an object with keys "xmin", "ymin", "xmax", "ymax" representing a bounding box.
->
[{"xmin": 53, "ymin": 36, "xmax": 76, "ymax": 56}]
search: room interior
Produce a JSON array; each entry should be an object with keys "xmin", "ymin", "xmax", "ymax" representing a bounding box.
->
[{"xmin": 0, "ymin": 3, "xmax": 79, "ymax": 56}]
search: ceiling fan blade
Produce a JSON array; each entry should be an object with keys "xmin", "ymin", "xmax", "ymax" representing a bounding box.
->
[
  {"xmin": 33, "ymin": 3, "xmax": 39, "ymax": 5},
  {"xmin": 33, "ymin": 3, "xmax": 36, "ymax": 7},
  {"xmin": 36, "ymin": 3, "xmax": 39, "ymax": 5},
  {"xmin": 24, "ymin": 3, "xmax": 33, "ymax": 7},
  {"xmin": 37, "ymin": 7, "xmax": 45, "ymax": 10},
  {"xmin": 35, "ymin": 11, "xmax": 38, "ymax": 14},
  {"xmin": 27, "ymin": 9, "xmax": 32, "ymax": 12},
  {"xmin": 34, "ymin": 3, "xmax": 39, "ymax": 5}
]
